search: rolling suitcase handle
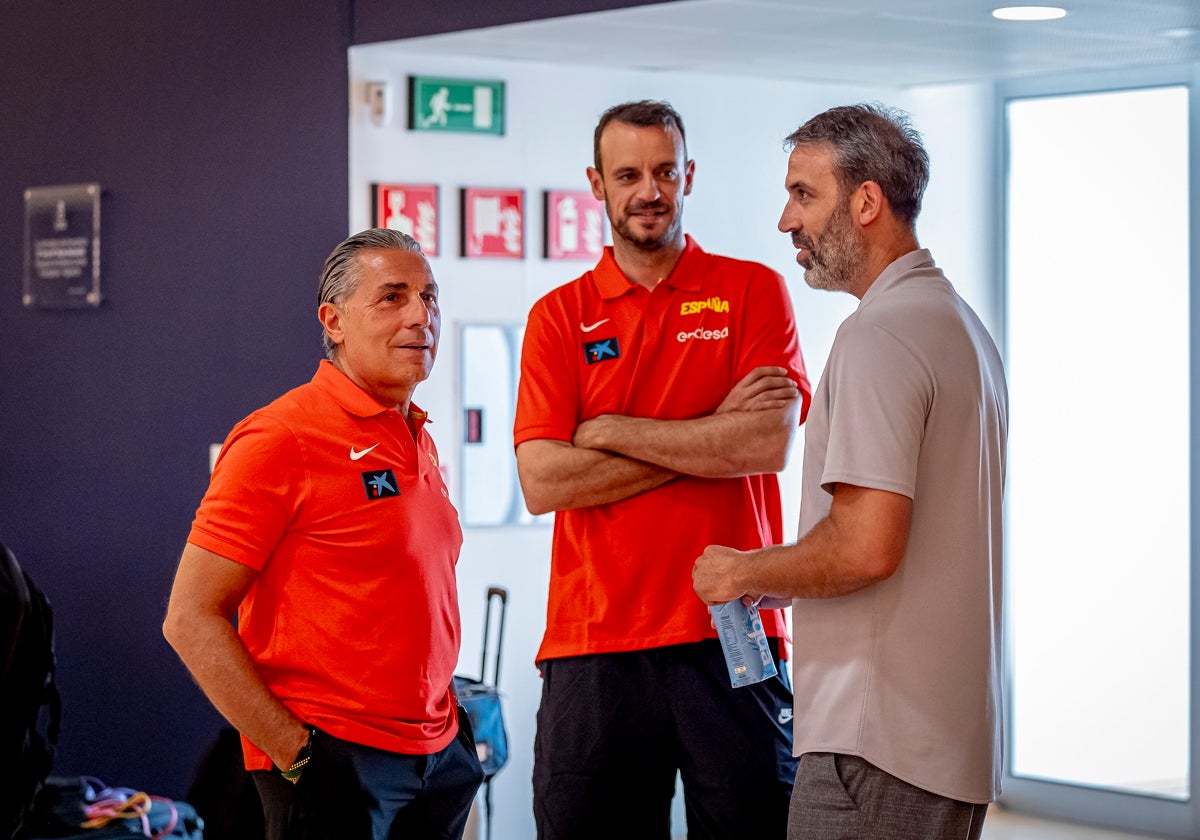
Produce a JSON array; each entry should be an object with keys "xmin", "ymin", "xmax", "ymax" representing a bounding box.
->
[
  {"xmin": 459, "ymin": 586, "xmax": 509, "ymax": 840},
  {"xmin": 480, "ymin": 586, "xmax": 507, "ymax": 689}
]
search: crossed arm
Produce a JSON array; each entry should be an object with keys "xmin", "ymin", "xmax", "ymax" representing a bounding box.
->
[
  {"xmin": 162, "ymin": 544, "xmax": 310, "ymax": 770},
  {"xmin": 516, "ymin": 366, "xmax": 801, "ymax": 514}
]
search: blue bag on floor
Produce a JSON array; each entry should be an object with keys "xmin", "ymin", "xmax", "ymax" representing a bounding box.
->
[{"xmin": 20, "ymin": 776, "xmax": 204, "ymax": 839}]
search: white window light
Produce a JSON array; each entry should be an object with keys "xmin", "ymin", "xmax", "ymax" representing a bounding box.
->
[{"xmin": 992, "ymin": 6, "xmax": 1068, "ymax": 21}]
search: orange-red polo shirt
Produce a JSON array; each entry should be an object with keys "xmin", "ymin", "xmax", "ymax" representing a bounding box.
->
[
  {"xmin": 514, "ymin": 236, "xmax": 811, "ymax": 662},
  {"xmin": 188, "ymin": 360, "xmax": 464, "ymax": 769}
]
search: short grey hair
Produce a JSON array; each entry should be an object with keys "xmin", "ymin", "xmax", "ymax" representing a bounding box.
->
[
  {"xmin": 784, "ymin": 103, "xmax": 929, "ymax": 228},
  {"xmin": 318, "ymin": 228, "xmax": 424, "ymax": 359}
]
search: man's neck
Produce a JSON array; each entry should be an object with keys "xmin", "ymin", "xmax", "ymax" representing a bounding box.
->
[
  {"xmin": 331, "ymin": 356, "xmax": 414, "ymax": 416},
  {"xmin": 851, "ymin": 232, "xmax": 921, "ymax": 299},
  {"xmin": 611, "ymin": 235, "xmax": 687, "ymax": 290}
]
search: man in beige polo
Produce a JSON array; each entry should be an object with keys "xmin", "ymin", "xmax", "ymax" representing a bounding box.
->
[{"xmin": 693, "ymin": 103, "xmax": 1008, "ymax": 839}]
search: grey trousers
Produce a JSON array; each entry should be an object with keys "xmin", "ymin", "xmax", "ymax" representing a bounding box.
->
[{"xmin": 788, "ymin": 753, "xmax": 988, "ymax": 840}]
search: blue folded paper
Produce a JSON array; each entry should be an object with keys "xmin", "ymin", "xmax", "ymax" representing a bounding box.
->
[{"xmin": 710, "ymin": 599, "xmax": 778, "ymax": 688}]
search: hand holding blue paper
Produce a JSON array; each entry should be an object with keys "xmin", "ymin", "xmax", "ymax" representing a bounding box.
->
[{"xmin": 710, "ymin": 598, "xmax": 778, "ymax": 688}]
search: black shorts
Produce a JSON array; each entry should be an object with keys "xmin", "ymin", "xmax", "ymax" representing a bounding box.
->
[{"xmin": 532, "ymin": 639, "xmax": 797, "ymax": 840}]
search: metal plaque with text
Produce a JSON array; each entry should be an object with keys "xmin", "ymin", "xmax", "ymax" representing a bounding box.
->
[{"xmin": 23, "ymin": 182, "xmax": 102, "ymax": 309}]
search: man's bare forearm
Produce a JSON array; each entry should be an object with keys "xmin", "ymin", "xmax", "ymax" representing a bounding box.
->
[
  {"xmin": 572, "ymin": 367, "xmax": 802, "ymax": 477},
  {"xmin": 166, "ymin": 611, "xmax": 308, "ymax": 767},
  {"xmin": 692, "ymin": 484, "xmax": 914, "ymax": 605},
  {"xmin": 517, "ymin": 368, "xmax": 801, "ymax": 511},
  {"xmin": 574, "ymin": 402, "xmax": 797, "ymax": 478},
  {"xmin": 516, "ymin": 439, "xmax": 677, "ymax": 514},
  {"xmin": 163, "ymin": 545, "xmax": 310, "ymax": 769}
]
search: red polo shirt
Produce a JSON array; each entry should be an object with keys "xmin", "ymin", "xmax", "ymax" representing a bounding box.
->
[
  {"xmin": 514, "ymin": 236, "xmax": 810, "ymax": 662},
  {"xmin": 188, "ymin": 360, "xmax": 463, "ymax": 768}
]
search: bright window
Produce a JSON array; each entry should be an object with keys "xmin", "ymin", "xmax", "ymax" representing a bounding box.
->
[{"xmin": 1006, "ymin": 85, "xmax": 1190, "ymax": 800}]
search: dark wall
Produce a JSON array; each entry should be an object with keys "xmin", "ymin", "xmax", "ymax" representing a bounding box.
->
[
  {"xmin": 0, "ymin": 0, "xmax": 678, "ymax": 810},
  {"xmin": 0, "ymin": 0, "xmax": 353, "ymax": 799}
]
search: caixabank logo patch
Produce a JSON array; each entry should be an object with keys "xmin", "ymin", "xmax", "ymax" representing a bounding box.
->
[
  {"xmin": 361, "ymin": 469, "xmax": 400, "ymax": 500},
  {"xmin": 583, "ymin": 337, "xmax": 620, "ymax": 364}
]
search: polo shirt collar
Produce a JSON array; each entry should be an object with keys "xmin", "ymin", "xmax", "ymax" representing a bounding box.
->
[
  {"xmin": 859, "ymin": 248, "xmax": 934, "ymax": 306},
  {"xmin": 592, "ymin": 234, "xmax": 705, "ymax": 299},
  {"xmin": 311, "ymin": 359, "xmax": 429, "ymax": 430}
]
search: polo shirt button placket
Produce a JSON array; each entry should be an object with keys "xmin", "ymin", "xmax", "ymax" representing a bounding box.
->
[{"xmin": 641, "ymin": 287, "xmax": 664, "ymax": 346}]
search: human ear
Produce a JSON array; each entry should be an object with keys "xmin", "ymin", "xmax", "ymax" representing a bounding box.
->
[
  {"xmin": 855, "ymin": 181, "xmax": 884, "ymax": 225},
  {"xmin": 586, "ymin": 167, "xmax": 605, "ymax": 201},
  {"xmin": 318, "ymin": 302, "xmax": 345, "ymax": 348}
]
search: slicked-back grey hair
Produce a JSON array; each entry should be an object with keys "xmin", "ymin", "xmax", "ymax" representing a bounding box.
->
[
  {"xmin": 593, "ymin": 99, "xmax": 687, "ymax": 172},
  {"xmin": 317, "ymin": 228, "xmax": 424, "ymax": 360},
  {"xmin": 784, "ymin": 103, "xmax": 929, "ymax": 229}
]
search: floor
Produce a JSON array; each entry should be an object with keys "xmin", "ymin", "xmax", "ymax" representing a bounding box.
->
[
  {"xmin": 657, "ymin": 807, "xmax": 1175, "ymax": 840},
  {"xmin": 982, "ymin": 806, "xmax": 1168, "ymax": 840},
  {"xmin": 466, "ymin": 799, "xmax": 1178, "ymax": 839}
]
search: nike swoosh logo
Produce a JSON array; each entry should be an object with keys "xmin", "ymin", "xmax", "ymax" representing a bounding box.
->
[
  {"xmin": 580, "ymin": 318, "xmax": 610, "ymax": 333},
  {"xmin": 349, "ymin": 444, "xmax": 379, "ymax": 461}
]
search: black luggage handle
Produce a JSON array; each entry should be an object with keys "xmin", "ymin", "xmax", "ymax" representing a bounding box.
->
[{"xmin": 479, "ymin": 586, "xmax": 508, "ymax": 689}]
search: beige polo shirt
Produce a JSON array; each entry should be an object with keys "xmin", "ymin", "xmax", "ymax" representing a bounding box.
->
[{"xmin": 792, "ymin": 249, "xmax": 1008, "ymax": 803}]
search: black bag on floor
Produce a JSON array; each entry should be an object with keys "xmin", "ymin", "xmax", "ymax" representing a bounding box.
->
[{"xmin": 1, "ymin": 540, "xmax": 61, "ymax": 840}]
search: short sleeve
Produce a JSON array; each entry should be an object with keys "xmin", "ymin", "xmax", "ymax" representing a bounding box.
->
[
  {"xmin": 187, "ymin": 414, "xmax": 304, "ymax": 570},
  {"xmin": 820, "ymin": 321, "xmax": 930, "ymax": 498},
  {"xmin": 513, "ymin": 293, "xmax": 579, "ymax": 447},
  {"xmin": 736, "ymin": 266, "xmax": 812, "ymax": 423}
]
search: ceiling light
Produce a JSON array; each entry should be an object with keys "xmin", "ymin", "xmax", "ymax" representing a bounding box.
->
[{"xmin": 992, "ymin": 6, "xmax": 1068, "ymax": 21}]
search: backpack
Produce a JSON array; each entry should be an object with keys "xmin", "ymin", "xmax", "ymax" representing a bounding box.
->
[{"xmin": 0, "ymin": 540, "xmax": 62, "ymax": 840}]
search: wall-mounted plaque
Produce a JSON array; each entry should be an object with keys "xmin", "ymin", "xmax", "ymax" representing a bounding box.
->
[
  {"xmin": 461, "ymin": 187, "xmax": 524, "ymax": 259},
  {"xmin": 373, "ymin": 183, "xmax": 440, "ymax": 256},
  {"xmin": 23, "ymin": 183, "xmax": 102, "ymax": 309},
  {"xmin": 543, "ymin": 189, "xmax": 606, "ymax": 261}
]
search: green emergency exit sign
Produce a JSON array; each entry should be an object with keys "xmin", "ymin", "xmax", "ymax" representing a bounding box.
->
[{"xmin": 408, "ymin": 76, "xmax": 505, "ymax": 136}]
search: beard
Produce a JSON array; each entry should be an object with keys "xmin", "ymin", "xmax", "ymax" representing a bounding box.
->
[
  {"xmin": 609, "ymin": 198, "xmax": 683, "ymax": 253},
  {"xmin": 795, "ymin": 199, "xmax": 866, "ymax": 293}
]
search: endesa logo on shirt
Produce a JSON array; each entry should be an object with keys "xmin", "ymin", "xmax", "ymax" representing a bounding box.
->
[
  {"xmin": 677, "ymin": 297, "xmax": 731, "ymax": 343},
  {"xmin": 677, "ymin": 326, "xmax": 729, "ymax": 343}
]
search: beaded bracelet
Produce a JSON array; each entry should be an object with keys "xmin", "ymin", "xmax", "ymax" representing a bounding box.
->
[{"xmin": 281, "ymin": 730, "xmax": 315, "ymax": 784}]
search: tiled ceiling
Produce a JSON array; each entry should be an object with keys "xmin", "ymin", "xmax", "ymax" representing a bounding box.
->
[{"xmin": 382, "ymin": 0, "xmax": 1200, "ymax": 87}]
